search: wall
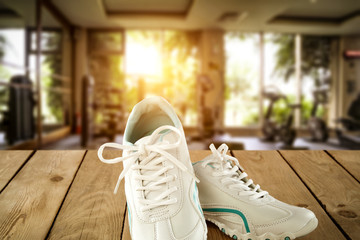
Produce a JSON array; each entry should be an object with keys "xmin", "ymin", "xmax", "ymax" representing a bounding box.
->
[
  {"xmin": 333, "ymin": 36, "xmax": 360, "ymax": 126},
  {"xmin": 198, "ymin": 29, "xmax": 225, "ymax": 132},
  {"xmin": 341, "ymin": 36, "xmax": 360, "ymax": 117}
]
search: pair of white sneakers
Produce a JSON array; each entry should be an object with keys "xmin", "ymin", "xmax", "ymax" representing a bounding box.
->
[{"xmin": 98, "ymin": 97, "xmax": 318, "ymax": 240}]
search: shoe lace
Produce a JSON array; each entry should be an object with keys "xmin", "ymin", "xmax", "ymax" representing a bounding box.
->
[
  {"xmin": 98, "ymin": 125, "xmax": 199, "ymax": 211},
  {"xmin": 202, "ymin": 143, "xmax": 268, "ymax": 200}
]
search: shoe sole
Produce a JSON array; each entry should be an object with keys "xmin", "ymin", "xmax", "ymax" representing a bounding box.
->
[{"xmin": 205, "ymin": 215, "xmax": 318, "ymax": 240}]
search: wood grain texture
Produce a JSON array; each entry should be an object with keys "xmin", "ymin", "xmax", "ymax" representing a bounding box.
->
[
  {"xmin": 0, "ymin": 150, "xmax": 32, "ymax": 191},
  {"xmin": 327, "ymin": 150, "xmax": 360, "ymax": 182},
  {"xmin": 48, "ymin": 150, "xmax": 126, "ymax": 239},
  {"xmin": 190, "ymin": 150, "xmax": 212, "ymax": 163},
  {"xmin": 0, "ymin": 150, "xmax": 85, "ymax": 239},
  {"xmin": 233, "ymin": 150, "xmax": 345, "ymax": 240},
  {"xmin": 280, "ymin": 150, "xmax": 359, "ymax": 240}
]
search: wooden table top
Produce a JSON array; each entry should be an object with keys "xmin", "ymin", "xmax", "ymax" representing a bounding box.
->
[{"xmin": 0, "ymin": 150, "xmax": 358, "ymax": 240}]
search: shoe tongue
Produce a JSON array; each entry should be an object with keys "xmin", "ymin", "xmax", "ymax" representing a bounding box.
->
[{"xmin": 134, "ymin": 128, "xmax": 176, "ymax": 145}]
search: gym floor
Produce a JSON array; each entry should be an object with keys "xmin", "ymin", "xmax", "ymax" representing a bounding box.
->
[{"xmin": 42, "ymin": 134, "xmax": 350, "ymax": 150}]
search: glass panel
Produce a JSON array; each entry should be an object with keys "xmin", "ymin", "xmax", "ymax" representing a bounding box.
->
[
  {"xmin": 125, "ymin": 30, "xmax": 199, "ymax": 126},
  {"xmin": 224, "ymin": 32, "xmax": 260, "ymax": 127},
  {"xmin": 30, "ymin": 31, "xmax": 62, "ymax": 52},
  {"xmin": 0, "ymin": 29, "xmax": 26, "ymax": 78},
  {"xmin": 29, "ymin": 51, "xmax": 65, "ymax": 127},
  {"xmin": 0, "ymin": 29, "xmax": 26, "ymax": 146},
  {"xmin": 264, "ymin": 33, "xmax": 296, "ymax": 124},
  {"xmin": 301, "ymin": 35, "xmax": 333, "ymax": 125}
]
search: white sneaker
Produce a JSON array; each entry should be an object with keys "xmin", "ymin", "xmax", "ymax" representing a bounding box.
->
[
  {"xmin": 98, "ymin": 96, "xmax": 207, "ymax": 240},
  {"xmin": 193, "ymin": 144, "xmax": 318, "ymax": 240}
]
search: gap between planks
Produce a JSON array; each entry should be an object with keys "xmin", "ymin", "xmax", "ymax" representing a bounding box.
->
[
  {"xmin": 325, "ymin": 150, "xmax": 360, "ymax": 184},
  {"xmin": 0, "ymin": 150, "xmax": 35, "ymax": 194},
  {"xmin": 0, "ymin": 150, "xmax": 86, "ymax": 239},
  {"xmin": 45, "ymin": 150, "xmax": 89, "ymax": 239},
  {"xmin": 47, "ymin": 150, "xmax": 126, "ymax": 239},
  {"xmin": 278, "ymin": 150, "xmax": 358, "ymax": 240},
  {"xmin": 233, "ymin": 150, "xmax": 345, "ymax": 240}
]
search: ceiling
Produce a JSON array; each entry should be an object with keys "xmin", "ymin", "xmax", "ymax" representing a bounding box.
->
[
  {"xmin": 1, "ymin": 0, "xmax": 360, "ymax": 35},
  {"xmin": 0, "ymin": 0, "xmax": 60, "ymax": 28}
]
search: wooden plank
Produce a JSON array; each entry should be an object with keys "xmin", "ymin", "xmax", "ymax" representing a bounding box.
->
[
  {"xmin": 0, "ymin": 150, "xmax": 33, "ymax": 192},
  {"xmin": 190, "ymin": 150, "xmax": 213, "ymax": 164},
  {"xmin": 48, "ymin": 150, "xmax": 126, "ymax": 239},
  {"xmin": 233, "ymin": 150, "xmax": 345, "ymax": 240},
  {"xmin": 280, "ymin": 150, "xmax": 359, "ymax": 240},
  {"xmin": 0, "ymin": 150, "xmax": 85, "ymax": 239},
  {"xmin": 327, "ymin": 150, "xmax": 360, "ymax": 182}
]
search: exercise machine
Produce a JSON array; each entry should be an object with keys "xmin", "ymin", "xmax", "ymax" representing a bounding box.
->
[
  {"xmin": 261, "ymin": 86, "xmax": 301, "ymax": 148},
  {"xmin": 1, "ymin": 75, "xmax": 35, "ymax": 145},
  {"xmin": 336, "ymin": 93, "xmax": 360, "ymax": 149},
  {"xmin": 307, "ymin": 85, "xmax": 329, "ymax": 142},
  {"xmin": 81, "ymin": 75, "xmax": 124, "ymax": 147}
]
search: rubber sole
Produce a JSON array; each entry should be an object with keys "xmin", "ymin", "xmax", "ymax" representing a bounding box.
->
[{"xmin": 205, "ymin": 216, "xmax": 318, "ymax": 240}]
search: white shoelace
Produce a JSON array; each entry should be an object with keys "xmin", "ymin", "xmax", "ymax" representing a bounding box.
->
[
  {"xmin": 98, "ymin": 125, "xmax": 199, "ymax": 211},
  {"xmin": 202, "ymin": 143, "xmax": 268, "ymax": 200}
]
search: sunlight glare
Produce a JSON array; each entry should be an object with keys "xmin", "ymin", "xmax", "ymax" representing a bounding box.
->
[{"xmin": 125, "ymin": 41, "xmax": 162, "ymax": 77}]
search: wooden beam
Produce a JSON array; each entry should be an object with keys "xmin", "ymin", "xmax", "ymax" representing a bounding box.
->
[
  {"xmin": 259, "ymin": 32, "xmax": 264, "ymax": 126},
  {"xmin": 42, "ymin": 0, "xmax": 72, "ymax": 29},
  {"xmin": 70, "ymin": 26, "xmax": 76, "ymax": 132},
  {"xmin": 268, "ymin": 10, "xmax": 360, "ymax": 26},
  {"xmin": 295, "ymin": 34, "xmax": 302, "ymax": 127},
  {"xmin": 35, "ymin": 0, "xmax": 43, "ymax": 149}
]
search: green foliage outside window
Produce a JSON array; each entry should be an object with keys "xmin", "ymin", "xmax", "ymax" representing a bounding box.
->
[
  {"xmin": 272, "ymin": 34, "xmax": 332, "ymax": 124},
  {"xmin": 42, "ymin": 31, "xmax": 64, "ymax": 124},
  {"xmin": 124, "ymin": 30, "xmax": 199, "ymax": 125}
]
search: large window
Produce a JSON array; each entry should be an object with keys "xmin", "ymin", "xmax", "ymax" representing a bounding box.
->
[
  {"xmin": 125, "ymin": 30, "xmax": 199, "ymax": 126},
  {"xmin": 224, "ymin": 33, "xmax": 260, "ymax": 127},
  {"xmin": 0, "ymin": 29, "xmax": 26, "ymax": 114},
  {"xmin": 224, "ymin": 32, "xmax": 333, "ymax": 128},
  {"xmin": 300, "ymin": 36, "xmax": 333, "ymax": 126},
  {"xmin": 263, "ymin": 33, "xmax": 296, "ymax": 124},
  {"xmin": 28, "ymin": 29, "xmax": 65, "ymax": 129}
]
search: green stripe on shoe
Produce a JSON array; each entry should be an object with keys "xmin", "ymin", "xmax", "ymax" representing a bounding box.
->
[{"xmin": 202, "ymin": 208, "xmax": 250, "ymax": 233}]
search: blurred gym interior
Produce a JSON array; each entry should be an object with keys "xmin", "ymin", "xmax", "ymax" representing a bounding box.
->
[{"xmin": 0, "ymin": 0, "xmax": 359, "ymax": 150}]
